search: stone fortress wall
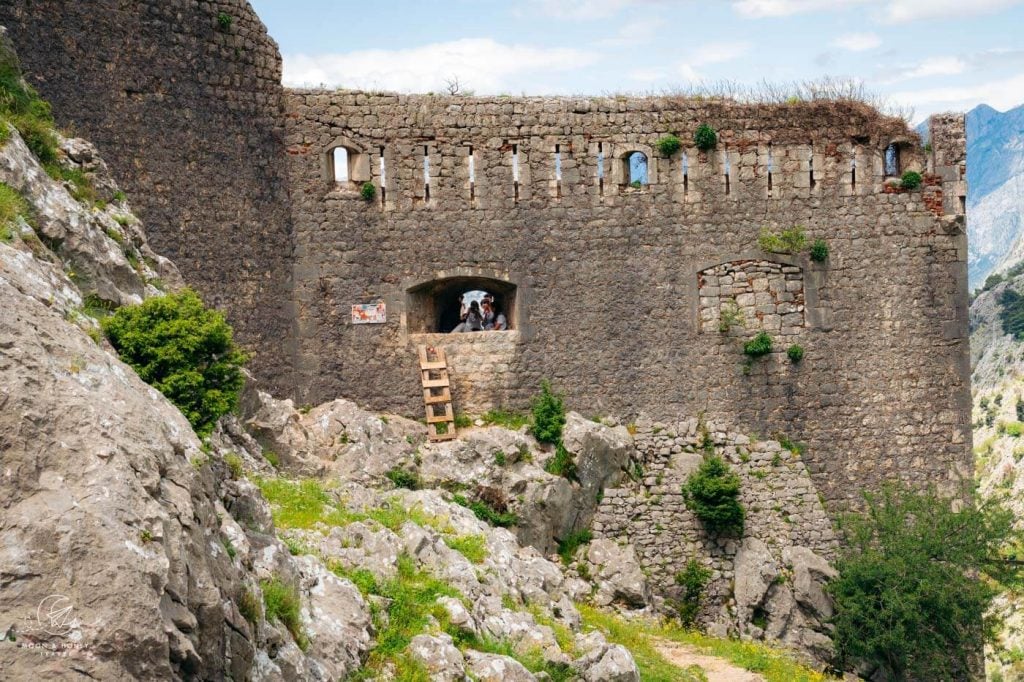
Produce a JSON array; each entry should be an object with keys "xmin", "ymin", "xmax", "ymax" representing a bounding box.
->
[
  {"xmin": 284, "ymin": 90, "xmax": 971, "ymax": 508},
  {"xmin": 0, "ymin": 0, "xmax": 297, "ymax": 394},
  {"xmin": 0, "ymin": 4, "xmax": 972, "ymax": 510}
]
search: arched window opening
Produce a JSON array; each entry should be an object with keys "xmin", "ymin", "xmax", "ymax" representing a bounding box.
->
[
  {"xmin": 333, "ymin": 147, "xmax": 350, "ymax": 182},
  {"xmin": 407, "ymin": 277, "xmax": 517, "ymax": 334},
  {"xmin": 623, "ymin": 151, "xmax": 648, "ymax": 187},
  {"xmin": 325, "ymin": 141, "xmax": 370, "ymax": 187}
]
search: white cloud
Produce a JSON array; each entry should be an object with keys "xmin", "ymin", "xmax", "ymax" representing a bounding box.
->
[
  {"xmin": 525, "ymin": 0, "xmax": 642, "ymax": 19},
  {"xmin": 599, "ymin": 17, "xmax": 665, "ymax": 46},
  {"xmin": 677, "ymin": 41, "xmax": 752, "ymax": 81},
  {"xmin": 831, "ymin": 32, "xmax": 881, "ymax": 51},
  {"xmin": 733, "ymin": 0, "xmax": 1024, "ymax": 21},
  {"xmin": 890, "ymin": 71, "xmax": 1024, "ymax": 119},
  {"xmin": 879, "ymin": 56, "xmax": 967, "ymax": 84},
  {"xmin": 881, "ymin": 0, "xmax": 1024, "ymax": 23},
  {"xmin": 281, "ymin": 39, "xmax": 598, "ymax": 93},
  {"xmin": 733, "ymin": 0, "xmax": 868, "ymax": 18}
]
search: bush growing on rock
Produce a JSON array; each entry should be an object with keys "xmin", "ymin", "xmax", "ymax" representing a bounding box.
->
[
  {"xmin": 694, "ymin": 124, "xmax": 717, "ymax": 151},
  {"xmin": 899, "ymin": 170, "xmax": 923, "ymax": 190},
  {"xmin": 655, "ymin": 134, "xmax": 683, "ymax": 157},
  {"xmin": 385, "ymin": 466, "xmax": 421, "ymax": 490},
  {"xmin": 102, "ymin": 289, "xmax": 247, "ymax": 436},
  {"xmin": 260, "ymin": 576, "xmax": 308, "ymax": 651},
  {"xmin": 829, "ymin": 484, "xmax": 1020, "ymax": 680},
  {"xmin": 673, "ymin": 559, "xmax": 711, "ymax": 626},
  {"xmin": 530, "ymin": 380, "xmax": 566, "ymax": 444},
  {"xmin": 682, "ymin": 455, "xmax": 745, "ymax": 536}
]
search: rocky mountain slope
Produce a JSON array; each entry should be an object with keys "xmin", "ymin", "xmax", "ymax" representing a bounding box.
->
[{"xmin": 966, "ymin": 102, "xmax": 1024, "ymax": 289}]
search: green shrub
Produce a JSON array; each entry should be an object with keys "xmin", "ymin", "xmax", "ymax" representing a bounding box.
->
[
  {"xmin": 452, "ymin": 493, "xmax": 518, "ymax": 528},
  {"xmin": 101, "ymin": 289, "xmax": 247, "ymax": 436},
  {"xmin": 718, "ymin": 300, "xmax": 744, "ymax": 333},
  {"xmin": 743, "ymin": 331, "xmax": 773, "ymax": 358},
  {"xmin": 530, "ymin": 380, "xmax": 566, "ymax": 445},
  {"xmin": 899, "ymin": 170, "xmax": 923, "ymax": 190},
  {"xmin": 444, "ymin": 534, "xmax": 488, "ymax": 563},
  {"xmin": 674, "ymin": 559, "xmax": 712, "ymax": 626},
  {"xmin": 682, "ymin": 455, "xmax": 745, "ymax": 536},
  {"xmin": 261, "ymin": 576, "xmax": 308, "ymax": 650},
  {"xmin": 237, "ymin": 588, "xmax": 261, "ymax": 624},
  {"xmin": 544, "ymin": 442, "xmax": 577, "ymax": 481},
  {"xmin": 758, "ymin": 225, "xmax": 807, "ymax": 254},
  {"xmin": 829, "ymin": 485, "xmax": 1019, "ymax": 680},
  {"xmin": 786, "ymin": 344, "xmax": 804, "ymax": 363},
  {"xmin": 360, "ymin": 182, "xmax": 376, "ymax": 201},
  {"xmin": 655, "ymin": 134, "xmax": 682, "ymax": 157},
  {"xmin": 263, "ymin": 450, "xmax": 280, "ymax": 468},
  {"xmin": 694, "ymin": 124, "xmax": 717, "ymax": 151},
  {"xmin": 224, "ymin": 453, "xmax": 244, "ymax": 479},
  {"xmin": 385, "ymin": 466, "xmax": 421, "ymax": 490},
  {"xmin": 557, "ymin": 529, "xmax": 593, "ymax": 565},
  {"xmin": 809, "ymin": 239, "xmax": 829, "ymax": 262},
  {"xmin": 1006, "ymin": 422, "xmax": 1024, "ymax": 438},
  {"xmin": 0, "ymin": 183, "xmax": 29, "ymax": 235},
  {"xmin": 217, "ymin": 12, "xmax": 233, "ymax": 31},
  {"xmin": 629, "ymin": 179, "xmax": 643, "ymax": 189},
  {"xmin": 999, "ymin": 288, "xmax": 1024, "ymax": 340}
]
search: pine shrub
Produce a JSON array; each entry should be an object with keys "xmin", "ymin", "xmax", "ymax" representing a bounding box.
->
[
  {"xmin": 360, "ymin": 181, "xmax": 376, "ymax": 201},
  {"xmin": 682, "ymin": 455, "xmax": 745, "ymax": 536},
  {"xmin": 102, "ymin": 289, "xmax": 247, "ymax": 436},
  {"xmin": 900, "ymin": 170, "xmax": 923, "ymax": 190},
  {"xmin": 694, "ymin": 124, "xmax": 717, "ymax": 151},
  {"xmin": 530, "ymin": 380, "xmax": 566, "ymax": 445},
  {"xmin": 655, "ymin": 134, "xmax": 682, "ymax": 157},
  {"xmin": 809, "ymin": 238, "xmax": 829, "ymax": 262}
]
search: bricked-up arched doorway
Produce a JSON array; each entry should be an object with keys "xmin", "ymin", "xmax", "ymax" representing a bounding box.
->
[{"xmin": 406, "ymin": 276, "xmax": 517, "ymax": 334}]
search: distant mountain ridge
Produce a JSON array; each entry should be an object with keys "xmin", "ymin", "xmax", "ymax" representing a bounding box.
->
[{"xmin": 965, "ymin": 102, "xmax": 1024, "ymax": 289}]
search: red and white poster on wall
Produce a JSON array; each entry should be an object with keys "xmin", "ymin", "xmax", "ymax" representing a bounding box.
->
[{"xmin": 351, "ymin": 302, "xmax": 386, "ymax": 324}]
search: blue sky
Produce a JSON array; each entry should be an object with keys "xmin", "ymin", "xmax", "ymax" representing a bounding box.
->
[{"xmin": 249, "ymin": 0, "xmax": 1024, "ymax": 121}]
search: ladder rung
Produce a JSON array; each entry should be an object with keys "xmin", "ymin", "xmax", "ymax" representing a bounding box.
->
[
  {"xmin": 419, "ymin": 360, "xmax": 448, "ymax": 370},
  {"xmin": 422, "ymin": 378, "xmax": 450, "ymax": 388},
  {"xmin": 429, "ymin": 433, "xmax": 458, "ymax": 442},
  {"xmin": 424, "ymin": 393, "xmax": 451, "ymax": 404},
  {"xmin": 427, "ymin": 416, "xmax": 455, "ymax": 424}
]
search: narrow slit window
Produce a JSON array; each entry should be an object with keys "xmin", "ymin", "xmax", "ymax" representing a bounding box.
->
[
  {"xmin": 808, "ymin": 149, "xmax": 816, "ymax": 190},
  {"xmin": 468, "ymin": 146, "xmax": 475, "ymax": 201},
  {"xmin": 333, "ymin": 147, "xmax": 349, "ymax": 183},
  {"xmin": 379, "ymin": 146, "xmax": 387, "ymax": 205},
  {"xmin": 850, "ymin": 152, "xmax": 856, "ymax": 190},
  {"xmin": 423, "ymin": 146, "xmax": 431, "ymax": 202},
  {"xmin": 682, "ymin": 151, "xmax": 689, "ymax": 194},
  {"xmin": 723, "ymin": 150, "xmax": 731, "ymax": 195},
  {"xmin": 767, "ymin": 144, "xmax": 774, "ymax": 195},
  {"xmin": 555, "ymin": 144, "xmax": 562, "ymax": 198},
  {"xmin": 597, "ymin": 142, "xmax": 605, "ymax": 196},
  {"xmin": 512, "ymin": 143, "xmax": 520, "ymax": 202}
]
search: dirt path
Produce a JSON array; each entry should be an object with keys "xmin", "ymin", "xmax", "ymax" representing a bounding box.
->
[{"xmin": 652, "ymin": 638, "xmax": 767, "ymax": 682}]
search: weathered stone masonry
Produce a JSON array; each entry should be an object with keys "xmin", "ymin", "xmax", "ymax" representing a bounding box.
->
[
  {"xmin": 0, "ymin": 0, "xmax": 297, "ymax": 394},
  {"xmin": 284, "ymin": 91, "xmax": 971, "ymax": 508},
  {"xmin": 0, "ymin": 5, "xmax": 972, "ymax": 512}
]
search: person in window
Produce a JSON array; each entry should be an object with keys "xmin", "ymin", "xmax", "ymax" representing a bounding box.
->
[
  {"xmin": 452, "ymin": 300, "xmax": 483, "ymax": 333},
  {"xmin": 481, "ymin": 300, "xmax": 495, "ymax": 330},
  {"xmin": 485, "ymin": 301, "xmax": 507, "ymax": 331}
]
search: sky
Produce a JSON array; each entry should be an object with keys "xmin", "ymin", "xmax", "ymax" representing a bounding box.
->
[{"xmin": 249, "ymin": 0, "xmax": 1024, "ymax": 121}]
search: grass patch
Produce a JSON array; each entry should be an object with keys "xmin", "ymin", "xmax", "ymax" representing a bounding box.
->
[
  {"xmin": 255, "ymin": 477, "xmax": 358, "ymax": 530},
  {"xmin": 580, "ymin": 604, "xmax": 828, "ymax": 682},
  {"xmin": 452, "ymin": 493, "xmax": 518, "ymax": 528},
  {"xmin": 544, "ymin": 442, "xmax": 578, "ymax": 481},
  {"xmin": 0, "ymin": 183, "xmax": 30, "ymax": 238},
  {"xmin": 557, "ymin": 529, "xmax": 593, "ymax": 565},
  {"xmin": 261, "ymin": 576, "xmax": 308, "ymax": 650},
  {"xmin": 444, "ymin": 534, "xmax": 488, "ymax": 563}
]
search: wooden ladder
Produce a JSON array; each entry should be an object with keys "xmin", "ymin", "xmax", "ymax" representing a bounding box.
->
[{"xmin": 418, "ymin": 345, "xmax": 457, "ymax": 442}]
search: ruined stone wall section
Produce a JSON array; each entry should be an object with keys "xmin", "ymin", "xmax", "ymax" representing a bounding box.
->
[
  {"xmin": 285, "ymin": 92, "xmax": 970, "ymax": 509},
  {"xmin": 592, "ymin": 417, "xmax": 836, "ymax": 640},
  {"xmin": 698, "ymin": 260, "xmax": 805, "ymax": 337},
  {"xmin": 0, "ymin": 0, "xmax": 297, "ymax": 394}
]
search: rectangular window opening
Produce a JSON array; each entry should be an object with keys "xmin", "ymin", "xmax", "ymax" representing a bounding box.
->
[
  {"xmin": 597, "ymin": 142, "xmax": 605, "ymax": 196},
  {"xmin": 850, "ymin": 153, "xmax": 857, "ymax": 191},
  {"xmin": 808, "ymin": 151, "xmax": 816, "ymax": 190},
  {"xmin": 468, "ymin": 145, "xmax": 475, "ymax": 202},
  {"xmin": 723, "ymin": 151, "xmax": 731, "ymax": 196},
  {"xmin": 767, "ymin": 145, "xmax": 773, "ymax": 196}
]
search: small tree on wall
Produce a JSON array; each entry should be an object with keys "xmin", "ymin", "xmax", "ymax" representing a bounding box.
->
[{"xmin": 682, "ymin": 455, "xmax": 745, "ymax": 536}]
